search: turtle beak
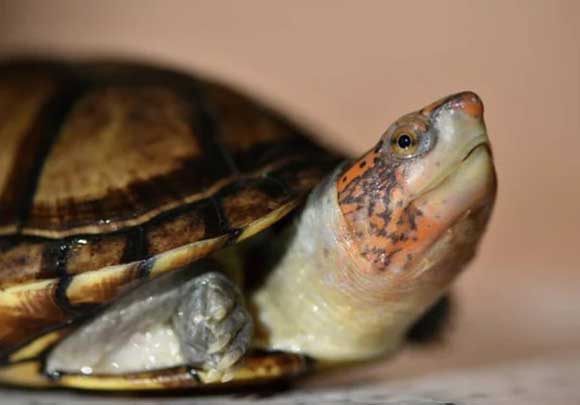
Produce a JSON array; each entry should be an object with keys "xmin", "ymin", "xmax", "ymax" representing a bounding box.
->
[
  {"xmin": 407, "ymin": 91, "xmax": 492, "ymax": 199},
  {"xmin": 423, "ymin": 91, "xmax": 489, "ymax": 158},
  {"xmin": 411, "ymin": 91, "xmax": 496, "ymax": 234},
  {"xmin": 431, "ymin": 91, "xmax": 491, "ymax": 169}
]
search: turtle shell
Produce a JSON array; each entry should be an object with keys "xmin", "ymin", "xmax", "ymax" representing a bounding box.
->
[{"xmin": 0, "ymin": 59, "xmax": 338, "ymax": 388}]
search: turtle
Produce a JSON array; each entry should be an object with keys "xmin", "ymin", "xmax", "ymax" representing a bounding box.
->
[{"xmin": 0, "ymin": 58, "xmax": 497, "ymax": 391}]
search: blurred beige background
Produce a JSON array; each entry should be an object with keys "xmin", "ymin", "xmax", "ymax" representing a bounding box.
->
[{"xmin": 0, "ymin": 0, "xmax": 579, "ymax": 386}]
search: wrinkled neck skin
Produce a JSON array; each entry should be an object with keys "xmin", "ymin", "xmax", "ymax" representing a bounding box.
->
[{"xmin": 252, "ymin": 162, "xmax": 492, "ymax": 363}]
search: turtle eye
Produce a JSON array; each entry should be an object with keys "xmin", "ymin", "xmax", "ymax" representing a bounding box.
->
[{"xmin": 391, "ymin": 128, "xmax": 419, "ymax": 157}]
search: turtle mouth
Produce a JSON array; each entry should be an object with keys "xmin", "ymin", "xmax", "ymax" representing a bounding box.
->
[{"xmin": 462, "ymin": 137, "xmax": 490, "ymax": 162}]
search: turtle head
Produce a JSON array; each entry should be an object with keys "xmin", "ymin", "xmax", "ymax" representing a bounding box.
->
[
  {"xmin": 252, "ymin": 93, "xmax": 497, "ymax": 361},
  {"xmin": 337, "ymin": 91, "xmax": 496, "ymax": 305}
]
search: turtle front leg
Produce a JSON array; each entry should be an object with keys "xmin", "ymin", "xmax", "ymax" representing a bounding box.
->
[
  {"xmin": 46, "ymin": 266, "xmax": 252, "ymax": 378},
  {"xmin": 172, "ymin": 272, "xmax": 253, "ymax": 373}
]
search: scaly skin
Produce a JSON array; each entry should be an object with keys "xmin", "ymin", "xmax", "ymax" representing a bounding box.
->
[{"xmin": 252, "ymin": 92, "xmax": 496, "ymax": 362}]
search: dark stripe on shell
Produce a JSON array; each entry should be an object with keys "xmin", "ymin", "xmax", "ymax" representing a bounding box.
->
[
  {"xmin": 120, "ymin": 226, "xmax": 148, "ymax": 264},
  {"xmin": 209, "ymin": 195, "xmax": 241, "ymax": 242},
  {"xmin": 40, "ymin": 240, "xmax": 70, "ymax": 280},
  {"xmin": 256, "ymin": 175, "xmax": 294, "ymax": 201},
  {"xmin": 53, "ymin": 275, "xmax": 77, "ymax": 315},
  {"xmin": 143, "ymin": 197, "xmax": 224, "ymax": 249},
  {"xmin": 189, "ymin": 83, "xmax": 242, "ymax": 177},
  {"xmin": 0, "ymin": 69, "xmax": 86, "ymax": 233},
  {"xmin": 135, "ymin": 257, "xmax": 155, "ymax": 280}
]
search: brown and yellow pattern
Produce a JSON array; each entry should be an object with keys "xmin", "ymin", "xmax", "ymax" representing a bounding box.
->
[{"xmin": 0, "ymin": 59, "xmax": 339, "ymax": 386}]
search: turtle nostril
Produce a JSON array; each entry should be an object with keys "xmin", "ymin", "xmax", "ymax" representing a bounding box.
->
[{"xmin": 421, "ymin": 91, "xmax": 484, "ymax": 120}]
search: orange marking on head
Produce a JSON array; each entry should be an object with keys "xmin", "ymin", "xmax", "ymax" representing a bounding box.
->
[
  {"xmin": 350, "ymin": 199, "xmax": 447, "ymax": 275},
  {"xmin": 337, "ymin": 148, "xmax": 379, "ymax": 193}
]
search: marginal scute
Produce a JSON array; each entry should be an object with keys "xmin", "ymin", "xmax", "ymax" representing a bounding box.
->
[
  {"xmin": 0, "ymin": 279, "xmax": 69, "ymax": 351},
  {"xmin": 0, "ymin": 242, "xmax": 46, "ymax": 287},
  {"xmin": 65, "ymin": 262, "xmax": 142, "ymax": 306},
  {"xmin": 146, "ymin": 210, "xmax": 206, "ymax": 256},
  {"xmin": 221, "ymin": 180, "xmax": 289, "ymax": 230},
  {"xmin": 66, "ymin": 235, "xmax": 128, "ymax": 275}
]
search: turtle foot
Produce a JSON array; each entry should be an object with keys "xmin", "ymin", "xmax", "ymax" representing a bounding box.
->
[{"xmin": 172, "ymin": 272, "xmax": 253, "ymax": 373}]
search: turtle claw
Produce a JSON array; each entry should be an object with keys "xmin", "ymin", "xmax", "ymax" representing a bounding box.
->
[{"xmin": 172, "ymin": 272, "xmax": 253, "ymax": 372}]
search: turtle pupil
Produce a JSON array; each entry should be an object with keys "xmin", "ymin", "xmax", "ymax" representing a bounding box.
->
[{"xmin": 398, "ymin": 134, "xmax": 413, "ymax": 149}]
